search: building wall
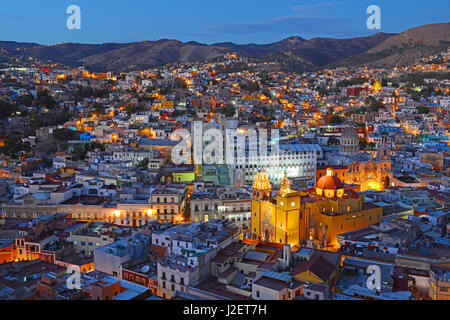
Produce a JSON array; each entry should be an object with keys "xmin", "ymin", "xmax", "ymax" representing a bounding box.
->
[
  {"xmin": 94, "ymin": 249, "xmax": 130, "ymax": 277},
  {"xmin": 0, "ymin": 246, "xmax": 12, "ymax": 264},
  {"xmin": 71, "ymin": 233, "xmax": 113, "ymax": 255},
  {"xmin": 90, "ymin": 281, "xmax": 121, "ymax": 300},
  {"xmin": 252, "ymin": 283, "xmax": 286, "ymax": 300},
  {"xmin": 429, "ymin": 270, "xmax": 450, "ymax": 300},
  {"xmin": 157, "ymin": 264, "xmax": 197, "ymax": 299}
]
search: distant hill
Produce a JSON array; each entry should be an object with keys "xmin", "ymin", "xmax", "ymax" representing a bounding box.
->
[
  {"xmin": 0, "ymin": 22, "xmax": 448, "ymax": 72},
  {"xmin": 330, "ymin": 23, "xmax": 450, "ymax": 68},
  {"xmin": 268, "ymin": 33, "xmax": 394, "ymax": 72},
  {"xmin": 212, "ymin": 36, "xmax": 306, "ymax": 57},
  {"xmin": 0, "ymin": 37, "xmax": 308, "ymax": 72}
]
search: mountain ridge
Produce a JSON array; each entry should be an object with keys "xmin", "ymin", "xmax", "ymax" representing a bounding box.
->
[{"xmin": 1, "ymin": 22, "xmax": 448, "ymax": 72}]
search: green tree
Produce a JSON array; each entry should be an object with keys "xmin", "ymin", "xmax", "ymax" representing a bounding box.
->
[
  {"xmin": 17, "ymin": 94, "xmax": 34, "ymax": 107},
  {"xmin": 327, "ymin": 137, "xmax": 340, "ymax": 146},
  {"xmin": 417, "ymin": 106, "xmax": 430, "ymax": 114},
  {"xmin": 0, "ymin": 100, "xmax": 16, "ymax": 119},
  {"xmin": 37, "ymin": 90, "xmax": 56, "ymax": 109},
  {"xmin": 89, "ymin": 102, "xmax": 105, "ymax": 116},
  {"xmin": 330, "ymin": 115, "xmax": 345, "ymax": 124},
  {"xmin": 221, "ymin": 104, "xmax": 236, "ymax": 117},
  {"xmin": 53, "ymin": 128, "xmax": 79, "ymax": 142},
  {"xmin": 0, "ymin": 136, "xmax": 30, "ymax": 157},
  {"xmin": 139, "ymin": 157, "xmax": 149, "ymax": 168}
]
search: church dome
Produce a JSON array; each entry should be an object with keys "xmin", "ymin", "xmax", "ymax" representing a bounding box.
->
[
  {"xmin": 339, "ymin": 127, "xmax": 359, "ymax": 156},
  {"xmin": 316, "ymin": 168, "xmax": 344, "ymax": 190},
  {"xmin": 341, "ymin": 127, "xmax": 358, "ymax": 140}
]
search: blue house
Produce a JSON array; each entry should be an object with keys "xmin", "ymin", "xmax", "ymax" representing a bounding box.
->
[{"xmin": 80, "ymin": 132, "xmax": 94, "ymax": 142}]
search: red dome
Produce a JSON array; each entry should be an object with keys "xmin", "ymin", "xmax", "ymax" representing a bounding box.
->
[{"xmin": 316, "ymin": 168, "xmax": 344, "ymax": 190}]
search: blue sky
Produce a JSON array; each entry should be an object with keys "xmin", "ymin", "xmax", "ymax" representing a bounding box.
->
[{"xmin": 0, "ymin": 0, "xmax": 449, "ymax": 45}]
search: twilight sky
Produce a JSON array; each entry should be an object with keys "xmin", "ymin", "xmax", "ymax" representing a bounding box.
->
[{"xmin": 0, "ymin": 0, "xmax": 449, "ymax": 45}]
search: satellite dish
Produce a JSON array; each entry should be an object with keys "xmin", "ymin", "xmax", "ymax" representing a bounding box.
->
[{"xmin": 141, "ymin": 265, "xmax": 150, "ymax": 273}]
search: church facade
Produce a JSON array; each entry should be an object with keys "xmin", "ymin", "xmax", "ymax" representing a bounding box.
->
[{"xmin": 250, "ymin": 168, "xmax": 382, "ymax": 250}]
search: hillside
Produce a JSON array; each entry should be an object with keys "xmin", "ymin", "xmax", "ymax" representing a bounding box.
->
[
  {"xmin": 331, "ymin": 23, "xmax": 450, "ymax": 68},
  {"xmin": 0, "ymin": 22, "xmax": 448, "ymax": 72}
]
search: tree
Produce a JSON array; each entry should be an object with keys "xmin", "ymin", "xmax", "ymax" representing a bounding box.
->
[
  {"xmin": 318, "ymin": 87, "xmax": 328, "ymax": 97},
  {"xmin": 37, "ymin": 90, "xmax": 56, "ymax": 109},
  {"xmin": 72, "ymin": 144, "xmax": 86, "ymax": 160},
  {"xmin": 221, "ymin": 104, "xmax": 236, "ymax": 117},
  {"xmin": 330, "ymin": 115, "xmax": 345, "ymax": 124},
  {"xmin": 35, "ymin": 136, "xmax": 57, "ymax": 154},
  {"xmin": 174, "ymin": 78, "xmax": 187, "ymax": 89},
  {"xmin": 365, "ymin": 96, "xmax": 383, "ymax": 112},
  {"xmin": 126, "ymin": 104, "xmax": 145, "ymax": 116},
  {"xmin": 327, "ymin": 137, "xmax": 340, "ymax": 146},
  {"xmin": 0, "ymin": 136, "xmax": 30, "ymax": 157},
  {"xmin": 139, "ymin": 158, "xmax": 149, "ymax": 168},
  {"xmin": 0, "ymin": 100, "xmax": 16, "ymax": 119},
  {"xmin": 385, "ymin": 176, "xmax": 390, "ymax": 188},
  {"xmin": 53, "ymin": 128, "xmax": 79, "ymax": 142},
  {"xmin": 417, "ymin": 106, "xmax": 430, "ymax": 114},
  {"xmin": 89, "ymin": 102, "xmax": 105, "ymax": 116},
  {"xmin": 327, "ymin": 107, "xmax": 334, "ymax": 115},
  {"xmin": 17, "ymin": 94, "xmax": 34, "ymax": 107}
]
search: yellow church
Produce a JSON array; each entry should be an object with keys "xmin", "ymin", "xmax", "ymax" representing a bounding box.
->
[{"xmin": 250, "ymin": 168, "xmax": 382, "ymax": 250}]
